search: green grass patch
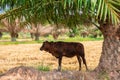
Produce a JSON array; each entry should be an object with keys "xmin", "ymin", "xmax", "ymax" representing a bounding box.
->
[
  {"xmin": 37, "ymin": 65, "xmax": 50, "ymax": 71},
  {"xmin": 98, "ymin": 70, "xmax": 110, "ymax": 80},
  {"xmin": 0, "ymin": 40, "xmax": 43, "ymax": 45},
  {"xmin": 46, "ymin": 35, "xmax": 103, "ymax": 42},
  {"xmin": 0, "ymin": 35, "xmax": 103, "ymax": 45},
  {"xmin": 60, "ymin": 36, "xmax": 103, "ymax": 42}
]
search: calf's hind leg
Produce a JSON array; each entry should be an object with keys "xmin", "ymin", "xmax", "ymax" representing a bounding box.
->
[
  {"xmin": 77, "ymin": 55, "xmax": 81, "ymax": 71},
  {"xmin": 81, "ymin": 56, "xmax": 88, "ymax": 70}
]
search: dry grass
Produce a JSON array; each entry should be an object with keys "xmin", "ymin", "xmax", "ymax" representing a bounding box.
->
[{"xmin": 0, "ymin": 41, "xmax": 103, "ymax": 73}]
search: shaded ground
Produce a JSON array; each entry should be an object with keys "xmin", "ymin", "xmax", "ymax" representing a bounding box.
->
[
  {"xmin": 0, "ymin": 66, "xmax": 94, "ymax": 80},
  {"xmin": 0, "ymin": 41, "xmax": 102, "ymax": 73},
  {"xmin": 0, "ymin": 65, "xmax": 120, "ymax": 80}
]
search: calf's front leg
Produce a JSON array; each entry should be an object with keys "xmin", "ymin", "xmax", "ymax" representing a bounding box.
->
[{"xmin": 58, "ymin": 57, "xmax": 62, "ymax": 71}]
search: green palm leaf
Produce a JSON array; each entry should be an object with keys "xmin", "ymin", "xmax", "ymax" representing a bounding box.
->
[{"xmin": 96, "ymin": 0, "xmax": 120, "ymax": 24}]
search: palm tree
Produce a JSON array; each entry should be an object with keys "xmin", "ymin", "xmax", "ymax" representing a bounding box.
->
[
  {"xmin": 0, "ymin": 17, "xmax": 24, "ymax": 41},
  {"xmin": 90, "ymin": 0, "xmax": 120, "ymax": 74},
  {"xmin": 0, "ymin": 0, "xmax": 120, "ymax": 78},
  {"xmin": 26, "ymin": 10, "xmax": 47, "ymax": 41}
]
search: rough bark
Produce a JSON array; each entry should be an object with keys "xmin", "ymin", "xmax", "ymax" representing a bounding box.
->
[{"xmin": 94, "ymin": 23, "xmax": 120, "ymax": 80}]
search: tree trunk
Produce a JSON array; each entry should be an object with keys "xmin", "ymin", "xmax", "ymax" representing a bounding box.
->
[
  {"xmin": 35, "ymin": 33, "xmax": 39, "ymax": 41},
  {"xmin": 94, "ymin": 23, "xmax": 120, "ymax": 79},
  {"xmin": 10, "ymin": 32, "xmax": 18, "ymax": 42},
  {"xmin": 33, "ymin": 23, "xmax": 40, "ymax": 41}
]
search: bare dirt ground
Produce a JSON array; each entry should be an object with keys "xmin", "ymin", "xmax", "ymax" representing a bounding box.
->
[{"xmin": 0, "ymin": 41, "xmax": 102, "ymax": 73}]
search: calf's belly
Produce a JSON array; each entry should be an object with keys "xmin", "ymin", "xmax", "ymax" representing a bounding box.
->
[{"xmin": 63, "ymin": 53, "xmax": 75, "ymax": 57}]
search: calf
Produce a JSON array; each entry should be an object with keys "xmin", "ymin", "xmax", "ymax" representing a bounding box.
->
[{"xmin": 40, "ymin": 41, "xmax": 88, "ymax": 71}]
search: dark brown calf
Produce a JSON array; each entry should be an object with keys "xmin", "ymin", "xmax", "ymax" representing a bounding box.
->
[{"xmin": 40, "ymin": 41, "xmax": 88, "ymax": 71}]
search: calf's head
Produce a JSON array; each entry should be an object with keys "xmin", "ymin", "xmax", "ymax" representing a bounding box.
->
[{"xmin": 40, "ymin": 41, "xmax": 50, "ymax": 51}]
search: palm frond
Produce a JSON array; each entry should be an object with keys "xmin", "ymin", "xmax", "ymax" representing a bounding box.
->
[{"xmin": 96, "ymin": 0, "xmax": 120, "ymax": 24}]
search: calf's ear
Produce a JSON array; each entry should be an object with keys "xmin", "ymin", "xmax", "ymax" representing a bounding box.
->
[{"xmin": 44, "ymin": 41, "xmax": 48, "ymax": 43}]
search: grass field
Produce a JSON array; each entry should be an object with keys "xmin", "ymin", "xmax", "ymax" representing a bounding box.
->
[{"xmin": 0, "ymin": 40, "xmax": 103, "ymax": 73}]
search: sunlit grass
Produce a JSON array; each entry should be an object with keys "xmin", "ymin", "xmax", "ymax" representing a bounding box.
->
[
  {"xmin": 0, "ymin": 41, "xmax": 102, "ymax": 73},
  {"xmin": 0, "ymin": 33, "xmax": 103, "ymax": 73}
]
